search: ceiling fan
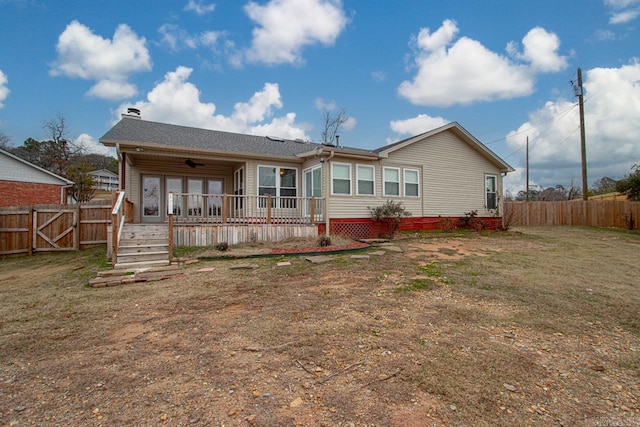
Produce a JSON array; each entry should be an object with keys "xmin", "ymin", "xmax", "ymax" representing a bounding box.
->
[{"xmin": 185, "ymin": 159, "xmax": 205, "ymax": 168}]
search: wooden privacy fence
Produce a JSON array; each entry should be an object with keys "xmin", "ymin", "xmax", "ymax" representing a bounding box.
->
[
  {"xmin": 504, "ymin": 200, "xmax": 640, "ymax": 229},
  {"xmin": 0, "ymin": 201, "xmax": 111, "ymax": 256}
]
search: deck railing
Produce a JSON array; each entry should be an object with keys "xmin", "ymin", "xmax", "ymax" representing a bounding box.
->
[{"xmin": 168, "ymin": 193, "xmax": 324, "ymax": 225}]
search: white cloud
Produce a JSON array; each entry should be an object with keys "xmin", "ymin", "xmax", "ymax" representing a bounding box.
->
[
  {"xmin": 75, "ymin": 133, "xmax": 116, "ymax": 157},
  {"xmin": 510, "ymin": 27, "xmax": 568, "ymax": 72},
  {"xmin": 398, "ymin": 20, "xmax": 568, "ymax": 107},
  {"xmin": 610, "ymin": 8, "xmax": 640, "ymax": 23},
  {"xmin": 115, "ymin": 66, "xmax": 310, "ymax": 140},
  {"xmin": 389, "ymin": 114, "xmax": 449, "ymax": 136},
  {"xmin": 243, "ymin": 0, "xmax": 348, "ymax": 65},
  {"xmin": 0, "ymin": 69, "xmax": 9, "ymax": 108},
  {"xmin": 504, "ymin": 59, "xmax": 640, "ymax": 193},
  {"xmin": 184, "ymin": 0, "xmax": 216, "ymax": 15},
  {"xmin": 87, "ymin": 80, "xmax": 137, "ymax": 101},
  {"xmin": 314, "ymin": 97, "xmax": 337, "ymax": 111},
  {"xmin": 159, "ymin": 24, "xmax": 224, "ymax": 51},
  {"xmin": 50, "ymin": 20, "xmax": 151, "ymax": 100},
  {"xmin": 604, "ymin": 0, "xmax": 640, "ymax": 23}
]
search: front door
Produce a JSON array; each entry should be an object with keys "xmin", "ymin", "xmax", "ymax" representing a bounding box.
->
[{"xmin": 141, "ymin": 175, "xmax": 162, "ymax": 223}]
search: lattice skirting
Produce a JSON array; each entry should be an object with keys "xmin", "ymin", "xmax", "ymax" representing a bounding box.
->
[{"xmin": 330, "ymin": 222, "xmax": 372, "ymax": 238}]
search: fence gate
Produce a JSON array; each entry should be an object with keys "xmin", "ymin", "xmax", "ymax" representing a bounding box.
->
[{"xmin": 33, "ymin": 207, "xmax": 78, "ymax": 251}]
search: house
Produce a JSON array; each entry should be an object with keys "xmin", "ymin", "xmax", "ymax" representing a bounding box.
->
[
  {"xmin": 0, "ymin": 147, "xmax": 74, "ymax": 207},
  {"xmin": 89, "ymin": 168, "xmax": 119, "ymax": 191},
  {"xmin": 100, "ymin": 111, "xmax": 513, "ymax": 249}
]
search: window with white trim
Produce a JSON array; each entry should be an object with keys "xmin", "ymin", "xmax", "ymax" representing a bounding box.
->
[
  {"xmin": 486, "ymin": 175, "xmax": 497, "ymax": 210},
  {"xmin": 357, "ymin": 165, "xmax": 375, "ymax": 195},
  {"xmin": 258, "ymin": 165, "xmax": 297, "ymax": 207},
  {"xmin": 383, "ymin": 167, "xmax": 400, "ymax": 196},
  {"xmin": 404, "ymin": 169, "xmax": 419, "ymax": 197},
  {"xmin": 332, "ymin": 162, "xmax": 352, "ymax": 195}
]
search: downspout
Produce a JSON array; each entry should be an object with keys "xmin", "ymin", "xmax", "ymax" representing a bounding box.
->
[
  {"xmin": 119, "ymin": 149, "xmax": 126, "ymax": 192},
  {"xmin": 324, "ymin": 150, "xmax": 335, "ymax": 237},
  {"xmin": 60, "ymin": 184, "xmax": 73, "ymax": 204}
]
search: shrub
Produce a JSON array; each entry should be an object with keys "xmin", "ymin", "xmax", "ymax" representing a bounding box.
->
[
  {"xmin": 216, "ymin": 242, "xmax": 229, "ymax": 251},
  {"xmin": 317, "ymin": 235, "xmax": 332, "ymax": 247},
  {"xmin": 369, "ymin": 200, "xmax": 411, "ymax": 238},
  {"xmin": 439, "ymin": 216, "xmax": 456, "ymax": 232},
  {"xmin": 460, "ymin": 210, "xmax": 486, "ymax": 231}
]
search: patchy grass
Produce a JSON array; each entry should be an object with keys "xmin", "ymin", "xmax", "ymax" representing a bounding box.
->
[{"xmin": 0, "ymin": 227, "xmax": 639, "ymax": 426}]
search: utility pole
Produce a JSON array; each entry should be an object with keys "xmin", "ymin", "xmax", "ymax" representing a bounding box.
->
[
  {"xmin": 576, "ymin": 68, "xmax": 588, "ymax": 200},
  {"xmin": 526, "ymin": 135, "xmax": 529, "ymax": 201}
]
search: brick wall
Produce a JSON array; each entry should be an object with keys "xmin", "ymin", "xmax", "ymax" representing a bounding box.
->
[{"xmin": 0, "ymin": 180, "xmax": 63, "ymax": 207}]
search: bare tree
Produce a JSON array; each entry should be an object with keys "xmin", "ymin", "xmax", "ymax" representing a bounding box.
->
[
  {"xmin": 321, "ymin": 108, "xmax": 350, "ymax": 146},
  {"xmin": 0, "ymin": 131, "xmax": 10, "ymax": 150}
]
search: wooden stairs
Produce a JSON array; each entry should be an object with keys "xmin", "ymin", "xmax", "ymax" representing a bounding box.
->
[{"xmin": 114, "ymin": 223, "xmax": 171, "ymax": 270}]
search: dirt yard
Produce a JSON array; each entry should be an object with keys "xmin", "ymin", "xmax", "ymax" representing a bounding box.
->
[{"xmin": 1, "ymin": 227, "xmax": 639, "ymax": 426}]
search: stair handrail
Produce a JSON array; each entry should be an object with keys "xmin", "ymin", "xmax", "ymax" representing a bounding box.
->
[{"xmin": 111, "ymin": 191, "xmax": 127, "ymax": 262}]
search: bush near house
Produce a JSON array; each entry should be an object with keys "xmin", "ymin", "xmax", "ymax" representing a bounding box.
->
[{"xmin": 368, "ymin": 200, "xmax": 411, "ymax": 238}]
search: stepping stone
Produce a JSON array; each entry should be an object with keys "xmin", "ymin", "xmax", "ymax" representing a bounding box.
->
[
  {"xmin": 359, "ymin": 238, "xmax": 390, "ymax": 244},
  {"xmin": 197, "ymin": 267, "xmax": 216, "ymax": 272},
  {"xmin": 351, "ymin": 255, "xmax": 370, "ymax": 260},
  {"xmin": 384, "ymin": 246, "xmax": 403, "ymax": 253},
  {"xmin": 277, "ymin": 261, "xmax": 291, "ymax": 267},
  {"xmin": 229, "ymin": 264, "xmax": 259, "ymax": 270},
  {"xmin": 305, "ymin": 255, "xmax": 335, "ymax": 264},
  {"xmin": 368, "ymin": 251, "xmax": 386, "ymax": 256}
]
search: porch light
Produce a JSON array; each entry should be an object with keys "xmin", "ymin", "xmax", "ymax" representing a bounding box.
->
[{"xmin": 280, "ymin": 168, "xmax": 285, "ymax": 175}]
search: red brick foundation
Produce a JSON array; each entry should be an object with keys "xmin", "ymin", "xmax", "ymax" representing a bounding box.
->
[
  {"xmin": 323, "ymin": 216, "xmax": 502, "ymax": 238},
  {"xmin": 0, "ymin": 180, "xmax": 64, "ymax": 207}
]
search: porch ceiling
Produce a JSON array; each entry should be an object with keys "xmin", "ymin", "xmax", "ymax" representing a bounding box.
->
[{"xmin": 125, "ymin": 151, "xmax": 243, "ymax": 169}]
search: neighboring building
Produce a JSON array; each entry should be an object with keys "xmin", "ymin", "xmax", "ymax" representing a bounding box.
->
[
  {"xmin": 0, "ymin": 147, "xmax": 74, "ymax": 207},
  {"xmin": 100, "ymin": 112, "xmax": 513, "ymax": 240},
  {"xmin": 89, "ymin": 168, "xmax": 119, "ymax": 191}
]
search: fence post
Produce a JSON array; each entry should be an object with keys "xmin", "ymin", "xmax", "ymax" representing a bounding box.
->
[
  {"xmin": 75, "ymin": 204, "xmax": 81, "ymax": 250},
  {"xmin": 27, "ymin": 207, "xmax": 34, "ymax": 256},
  {"xmin": 310, "ymin": 197, "xmax": 315, "ymax": 224}
]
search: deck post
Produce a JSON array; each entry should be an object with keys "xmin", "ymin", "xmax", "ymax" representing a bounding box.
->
[
  {"xmin": 267, "ymin": 194, "xmax": 272, "ymax": 224},
  {"xmin": 168, "ymin": 213, "xmax": 174, "ymax": 261},
  {"xmin": 167, "ymin": 192, "xmax": 174, "ymax": 260},
  {"xmin": 310, "ymin": 197, "xmax": 315, "ymax": 224},
  {"xmin": 222, "ymin": 194, "xmax": 228, "ymax": 224}
]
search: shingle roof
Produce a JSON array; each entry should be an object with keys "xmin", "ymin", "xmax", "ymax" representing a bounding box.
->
[{"xmin": 100, "ymin": 116, "xmax": 323, "ymax": 158}]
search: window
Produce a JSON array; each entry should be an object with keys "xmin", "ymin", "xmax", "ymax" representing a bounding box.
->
[
  {"xmin": 166, "ymin": 177, "xmax": 183, "ymax": 216},
  {"xmin": 332, "ymin": 163, "xmax": 351, "ymax": 195},
  {"xmin": 258, "ymin": 165, "xmax": 297, "ymax": 207},
  {"xmin": 383, "ymin": 167, "xmax": 400, "ymax": 196},
  {"xmin": 357, "ymin": 165, "xmax": 375, "ymax": 195},
  {"xmin": 187, "ymin": 178, "xmax": 203, "ymax": 216},
  {"xmin": 404, "ymin": 169, "xmax": 419, "ymax": 197},
  {"xmin": 234, "ymin": 167, "xmax": 244, "ymax": 210},
  {"xmin": 207, "ymin": 179, "xmax": 223, "ymax": 216},
  {"xmin": 486, "ymin": 175, "xmax": 497, "ymax": 210},
  {"xmin": 279, "ymin": 168, "xmax": 297, "ymax": 208}
]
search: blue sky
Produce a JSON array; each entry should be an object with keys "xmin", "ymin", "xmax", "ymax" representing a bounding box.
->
[{"xmin": 1, "ymin": 0, "xmax": 639, "ymax": 195}]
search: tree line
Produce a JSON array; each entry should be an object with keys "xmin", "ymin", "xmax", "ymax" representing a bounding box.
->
[
  {"xmin": 506, "ymin": 167, "xmax": 640, "ymax": 202},
  {"xmin": 0, "ymin": 114, "xmax": 117, "ymax": 202}
]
